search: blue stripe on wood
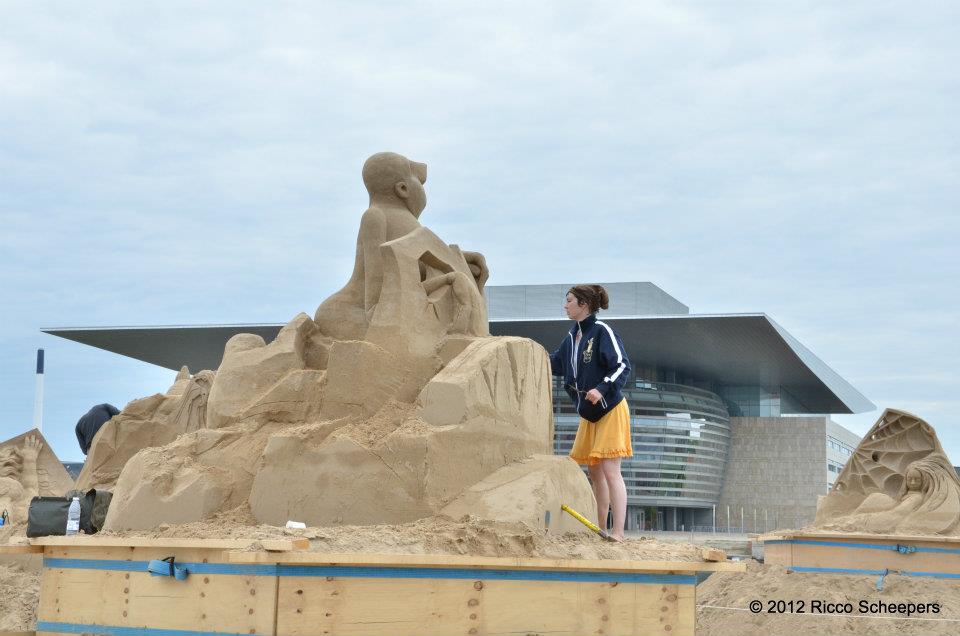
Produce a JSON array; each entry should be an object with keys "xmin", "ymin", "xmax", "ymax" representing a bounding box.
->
[
  {"xmin": 44, "ymin": 558, "xmax": 276, "ymax": 576},
  {"xmin": 277, "ymin": 563, "xmax": 696, "ymax": 584},
  {"xmin": 789, "ymin": 565, "xmax": 960, "ymax": 580},
  {"xmin": 36, "ymin": 621, "xmax": 267, "ymax": 636},
  {"xmin": 43, "ymin": 557, "xmax": 697, "ymax": 584}
]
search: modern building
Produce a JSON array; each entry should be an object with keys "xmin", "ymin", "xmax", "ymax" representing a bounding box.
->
[{"xmin": 45, "ymin": 281, "xmax": 873, "ymax": 532}]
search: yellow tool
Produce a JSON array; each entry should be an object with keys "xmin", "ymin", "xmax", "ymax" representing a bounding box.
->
[{"xmin": 561, "ymin": 504, "xmax": 615, "ymax": 542}]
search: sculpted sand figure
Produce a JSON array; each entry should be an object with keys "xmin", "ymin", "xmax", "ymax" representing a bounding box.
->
[
  {"xmin": 845, "ymin": 457, "xmax": 960, "ymax": 534},
  {"xmin": 815, "ymin": 408, "xmax": 960, "ymax": 535},
  {"xmin": 0, "ymin": 435, "xmax": 43, "ymax": 523},
  {"xmin": 314, "ymin": 152, "xmax": 489, "ymax": 342},
  {"xmin": 102, "ymin": 152, "xmax": 596, "ymax": 533}
]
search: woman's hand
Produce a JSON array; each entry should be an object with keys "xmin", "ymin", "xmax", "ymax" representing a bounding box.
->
[{"xmin": 585, "ymin": 389, "xmax": 603, "ymax": 405}]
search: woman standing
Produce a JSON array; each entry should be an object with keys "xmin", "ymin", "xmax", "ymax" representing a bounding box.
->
[{"xmin": 550, "ymin": 285, "xmax": 633, "ymax": 541}]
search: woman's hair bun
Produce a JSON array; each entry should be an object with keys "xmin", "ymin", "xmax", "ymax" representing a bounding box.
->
[{"xmin": 591, "ymin": 285, "xmax": 609, "ymax": 310}]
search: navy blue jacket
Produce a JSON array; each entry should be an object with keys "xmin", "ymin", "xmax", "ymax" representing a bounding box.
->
[
  {"xmin": 75, "ymin": 403, "xmax": 120, "ymax": 455},
  {"xmin": 549, "ymin": 314, "xmax": 631, "ymax": 422}
]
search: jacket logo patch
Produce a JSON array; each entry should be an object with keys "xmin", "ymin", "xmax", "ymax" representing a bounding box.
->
[{"xmin": 582, "ymin": 338, "xmax": 594, "ymax": 363}]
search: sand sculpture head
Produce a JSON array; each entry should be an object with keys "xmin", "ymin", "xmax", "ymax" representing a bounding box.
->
[
  {"xmin": 362, "ymin": 152, "xmax": 428, "ymax": 217},
  {"xmin": 898, "ymin": 457, "xmax": 960, "ymax": 503},
  {"xmin": 905, "ymin": 467, "xmax": 922, "ymax": 492}
]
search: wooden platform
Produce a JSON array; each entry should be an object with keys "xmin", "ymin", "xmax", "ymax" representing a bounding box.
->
[
  {"xmin": 759, "ymin": 531, "xmax": 960, "ymax": 579},
  {"xmin": 32, "ymin": 536, "xmax": 744, "ymax": 636}
]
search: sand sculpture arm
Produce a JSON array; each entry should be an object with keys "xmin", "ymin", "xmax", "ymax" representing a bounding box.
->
[
  {"xmin": 461, "ymin": 251, "xmax": 489, "ymax": 291},
  {"xmin": 19, "ymin": 435, "xmax": 42, "ymax": 501},
  {"xmin": 421, "ymin": 270, "xmax": 475, "ymax": 334},
  {"xmin": 359, "ymin": 208, "xmax": 388, "ymax": 312}
]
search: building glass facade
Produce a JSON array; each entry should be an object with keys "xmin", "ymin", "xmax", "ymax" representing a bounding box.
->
[{"xmin": 553, "ymin": 377, "xmax": 731, "ymax": 518}]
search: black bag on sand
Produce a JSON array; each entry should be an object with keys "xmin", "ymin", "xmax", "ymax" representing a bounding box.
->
[
  {"xmin": 27, "ymin": 489, "xmax": 114, "ymax": 537},
  {"xmin": 26, "ymin": 496, "xmax": 70, "ymax": 538},
  {"xmin": 81, "ymin": 489, "xmax": 113, "ymax": 534}
]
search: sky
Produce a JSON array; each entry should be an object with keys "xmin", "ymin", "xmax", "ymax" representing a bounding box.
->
[{"xmin": 1, "ymin": 1, "xmax": 957, "ymax": 463}]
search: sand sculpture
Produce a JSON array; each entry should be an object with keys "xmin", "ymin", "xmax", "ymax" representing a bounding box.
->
[
  {"xmin": 76, "ymin": 367, "xmax": 214, "ymax": 491},
  {"xmin": 814, "ymin": 408, "xmax": 960, "ymax": 535},
  {"xmin": 0, "ymin": 430, "xmax": 74, "ymax": 524},
  {"xmin": 98, "ymin": 151, "xmax": 594, "ymax": 533}
]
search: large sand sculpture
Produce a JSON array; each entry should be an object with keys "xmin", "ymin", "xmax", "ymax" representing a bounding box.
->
[
  {"xmin": 93, "ymin": 151, "xmax": 594, "ymax": 533},
  {"xmin": 814, "ymin": 408, "xmax": 960, "ymax": 535},
  {"xmin": 0, "ymin": 430, "xmax": 74, "ymax": 525}
]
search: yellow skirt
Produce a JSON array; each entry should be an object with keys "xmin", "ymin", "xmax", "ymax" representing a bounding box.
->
[{"xmin": 569, "ymin": 398, "xmax": 633, "ymax": 466}]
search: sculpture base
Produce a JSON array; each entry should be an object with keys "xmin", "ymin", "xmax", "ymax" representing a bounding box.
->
[
  {"xmin": 760, "ymin": 531, "xmax": 960, "ymax": 581},
  {"xmin": 30, "ymin": 536, "xmax": 743, "ymax": 636}
]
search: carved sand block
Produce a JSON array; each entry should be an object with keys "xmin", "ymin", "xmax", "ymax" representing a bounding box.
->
[
  {"xmin": 0, "ymin": 429, "xmax": 74, "ymax": 524},
  {"xmin": 76, "ymin": 367, "xmax": 215, "ymax": 491},
  {"xmin": 248, "ymin": 337, "xmax": 594, "ymax": 528}
]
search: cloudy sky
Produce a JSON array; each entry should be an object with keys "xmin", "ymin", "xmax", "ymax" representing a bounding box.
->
[{"xmin": 1, "ymin": 1, "xmax": 957, "ymax": 463}]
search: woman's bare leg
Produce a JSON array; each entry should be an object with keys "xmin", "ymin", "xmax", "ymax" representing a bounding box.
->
[
  {"xmin": 601, "ymin": 458, "xmax": 627, "ymax": 540},
  {"xmin": 588, "ymin": 463, "xmax": 609, "ymax": 530}
]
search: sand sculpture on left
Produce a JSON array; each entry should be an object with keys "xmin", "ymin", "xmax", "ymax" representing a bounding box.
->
[
  {"xmin": 0, "ymin": 431, "xmax": 74, "ymax": 525},
  {"xmin": 86, "ymin": 151, "xmax": 595, "ymax": 533}
]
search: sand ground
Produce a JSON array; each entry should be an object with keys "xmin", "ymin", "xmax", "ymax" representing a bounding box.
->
[{"xmin": 697, "ymin": 561, "xmax": 960, "ymax": 636}]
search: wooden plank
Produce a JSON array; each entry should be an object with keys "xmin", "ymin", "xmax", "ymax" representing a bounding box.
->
[
  {"xmin": 0, "ymin": 544, "xmax": 42, "ymax": 554},
  {"xmin": 31, "ymin": 535, "xmax": 307, "ymax": 551},
  {"xmin": 37, "ymin": 545, "xmax": 277, "ymax": 635},
  {"xmin": 759, "ymin": 531, "xmax": 960, "ymax": 544},
  {"xmin": 791, "ymin": 541, "xmax": 960, "ymax": 575},
  {"xmin": 761, "ymin": 533, "xmax": 960, "ymax": 574},
  {"xmin": 276, "ymin": 574, "xmax": 695, "ymax": 636},
  {"xmin": 761, "ymin": 541, "xmax": 793, "ymax": 566},
  {"xmin": 228, "ymin": 550, "xmax": 746, "ymax": 573}
]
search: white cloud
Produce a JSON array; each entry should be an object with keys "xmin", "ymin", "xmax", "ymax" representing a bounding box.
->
[{"xmin": 1, "ymin": 1, "xmax": 957, "ymax": 462}]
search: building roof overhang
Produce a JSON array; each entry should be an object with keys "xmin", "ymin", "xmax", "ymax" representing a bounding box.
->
[
  {"xmin": 43, "ymin": 312, "xmax": 874, "ymax": 415},
  {"xmin": 490, "ymin": 313, "xmax": 874, "ymax": 414}
]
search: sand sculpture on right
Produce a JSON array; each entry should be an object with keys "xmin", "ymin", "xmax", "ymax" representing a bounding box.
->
[{"xmin": 814, "ymin": 408, "xmax": 960, "ymax": 535}]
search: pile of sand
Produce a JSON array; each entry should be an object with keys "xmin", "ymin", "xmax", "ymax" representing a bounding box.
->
[
  {"xmin": 0, "ymin": 563, "xmax": 39, "ymax": 631},
  {"xmin": 100, "ymin": 504, "xmax": 706, "ymax": 561},
  {"xmin": 697, "ymin": 561, "xmax": 960, "ymax": 636},
  {"xmin": 0, "ymin": 523, "xmax": 27, "ymax": 546}
]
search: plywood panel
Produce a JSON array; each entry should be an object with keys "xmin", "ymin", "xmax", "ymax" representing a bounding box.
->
[
  {"xmin": 36, "ymin": 545, "xmax": 715, "ymax": 636},
  {"xmin": 762, "ymin": 541, "xmax": 793, "ymax": 566},
  {"xmin": 792, "ymin": 541, "xmax": 960, "ymax": 574},
  {"xmin": 37, "ymin": 545, "xmax": 276, "ymax": 636},
  {"xmin": 276, "ymin": 575, "xmax": 695, "ymax": 636}
]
